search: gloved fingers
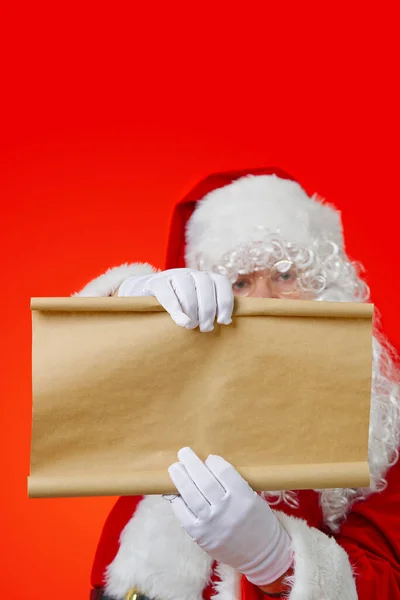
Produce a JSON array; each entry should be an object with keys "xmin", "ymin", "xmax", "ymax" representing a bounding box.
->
[
  {"xmin": 169, "ymin": 495, "xmax": 198, "ymax": 530},
  {"xmin": 205, "ymin": 454, "xmax": 251, "ymax": 495},
  {"xmin": 168, "ymin": 461, "xmax": 211, "ymax": 519},
  {"xmin": 146, "ymin": 277, "xmax": 193, "ymax": 328},
  {"xmin": 177, "ymin": 447, "xmax": 226, "ymax": 505},
  {"xmin": 189, "ymin": 272, "xmax": 217, "ymax": 332},
  {"xmin": 209, "ymin": 273, "xmax": 234, "ymax": 325},
  {"xmin": 168, "ymin": 273, "xmax": 200, "ymax": 329}
]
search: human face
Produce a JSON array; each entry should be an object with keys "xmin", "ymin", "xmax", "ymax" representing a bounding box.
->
[{"xmin": 231, "ymin": 260, "xmax": 310, "ymax": 300}]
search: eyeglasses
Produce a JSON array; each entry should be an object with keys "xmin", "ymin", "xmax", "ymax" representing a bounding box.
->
[{"xmin": 231, "ymin": 260, "xmax": 302, "ymax": 298}]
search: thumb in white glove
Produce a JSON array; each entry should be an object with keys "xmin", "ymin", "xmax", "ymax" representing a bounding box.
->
[
  {"xmin": 168, "ymin": 447, "xmax": 293, "ymax": 587},
  {"xmin": 118, "ymin": 268, "xmax": 234, "ymax": 332}
]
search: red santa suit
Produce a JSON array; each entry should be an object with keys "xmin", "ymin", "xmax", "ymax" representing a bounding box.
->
[{"xmin": 76, "ymin": 168, "xmax": 400, "ymax": 600}]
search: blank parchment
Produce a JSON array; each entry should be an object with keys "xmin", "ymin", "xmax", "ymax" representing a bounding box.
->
[{"xmin": 28, "ymin": 296, "xmax": 373, "ymax": 498}]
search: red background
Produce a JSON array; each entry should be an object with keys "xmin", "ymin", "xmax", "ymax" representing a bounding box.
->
[{"xmin": 1, "ymin": 4, "xmax": 399, "ymax": 599}]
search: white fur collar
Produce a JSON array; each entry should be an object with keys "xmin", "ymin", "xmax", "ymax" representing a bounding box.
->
[
  {"xmin": 105, "ymin": 495, "xmax": 240, "ymax": 600},
  {"xmin": 105, "ymin": 495, "xmax": 357, "ymax": 600},
  {"xmin": 211, "ymin": 564, "xmax": 241, "ymax": 600}
]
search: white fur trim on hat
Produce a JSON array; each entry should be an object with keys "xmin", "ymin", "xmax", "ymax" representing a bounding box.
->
[{"xmin": 185, "ymin": 175, "xmax": 344, "ymax": 271}]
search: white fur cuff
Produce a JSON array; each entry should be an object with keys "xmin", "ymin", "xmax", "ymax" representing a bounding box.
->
[
  {"xmin": 105, "ymin": 496, "xmax": 213, "ymax": 600},
  {"xmin": 275, "ymin": 511, "xmax": 357, "ymax": 600},
  {"xmin": 74, "ymin": 262, "xmax": 157, "ymax": 297}
]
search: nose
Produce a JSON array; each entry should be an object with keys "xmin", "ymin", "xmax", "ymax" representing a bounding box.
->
[{"xmin": 247, "ymin": 278, "xmax": 274, "ymax": 298}]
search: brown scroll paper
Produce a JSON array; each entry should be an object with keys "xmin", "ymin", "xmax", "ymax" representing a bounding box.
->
[{"xmin": 29, "ymin": 296, "xmax": 373, "ymax": 498}]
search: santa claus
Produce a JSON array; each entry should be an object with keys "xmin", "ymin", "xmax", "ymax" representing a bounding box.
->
[{"xmin": 77, "ymin": 168, "xmax": 400, "ymax": 599}]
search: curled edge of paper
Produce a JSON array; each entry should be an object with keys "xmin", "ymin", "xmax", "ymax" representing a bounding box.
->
[
  {"xmin": 28, "ymin": 461, "xmax": 371, "ymax": 499},
  {"xmin": 30, "ymin": 296, "xmax": 374, "ymax": 319}
]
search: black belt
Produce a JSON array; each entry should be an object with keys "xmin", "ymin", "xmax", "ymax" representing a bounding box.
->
[{"xmin": 90, "ymin": 589, "xmax": 152, "ymax": 600}]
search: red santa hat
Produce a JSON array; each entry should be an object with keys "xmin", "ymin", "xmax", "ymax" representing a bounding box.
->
[{"xmin": 165, "ymin": 167, "xmax": 344, "ymax": 272}]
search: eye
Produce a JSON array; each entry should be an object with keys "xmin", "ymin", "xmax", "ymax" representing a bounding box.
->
[
  {"xmin": 271, "ymin": 260, "xmax": 297, "ymax": 285},
  {"xmin": 232, "ymin": 279, "xmax": 251, "ymax": 290},
  {"xmin": 279, "ymin": 271, "xmax": 296, "ymax": 282},
  {"xmin": 279, "ymin": 272, "xmax": 290, "ymax": 280}
]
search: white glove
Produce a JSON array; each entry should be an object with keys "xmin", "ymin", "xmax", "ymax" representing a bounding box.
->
[
  {"xmin": 168, "ymin": 447, "xmax": 293, "ymax": 587},
  {"xmin": 118, "ymin": 268, "xmax": 234, "ymax": 332}
]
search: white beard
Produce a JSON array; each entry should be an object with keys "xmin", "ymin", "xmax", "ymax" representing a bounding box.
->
[
  {"xmin": 265, "ymin": 285, "xmax": 400, "ymax": 532},
  {"xmin": 318, "ymin": 331, "xmax": 400, "ymax": 531}
]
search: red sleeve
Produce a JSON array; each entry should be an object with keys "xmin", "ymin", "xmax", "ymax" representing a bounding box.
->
[
  {"xmin": 91, "ymin": 495, "xmax": 144, "ymax": 588},
  {"xmin": 335, "ymin": 457, "xmax": 400, "ymax": 598}
]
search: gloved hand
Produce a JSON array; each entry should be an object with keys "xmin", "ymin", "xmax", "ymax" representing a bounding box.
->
[
  {"xmin": 168, "ymin": 447, "xmax": 293, "ymax": 587},
  {"xmin": 118, "ymin": 268, "xmax": 234, "ymax": 332}
]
